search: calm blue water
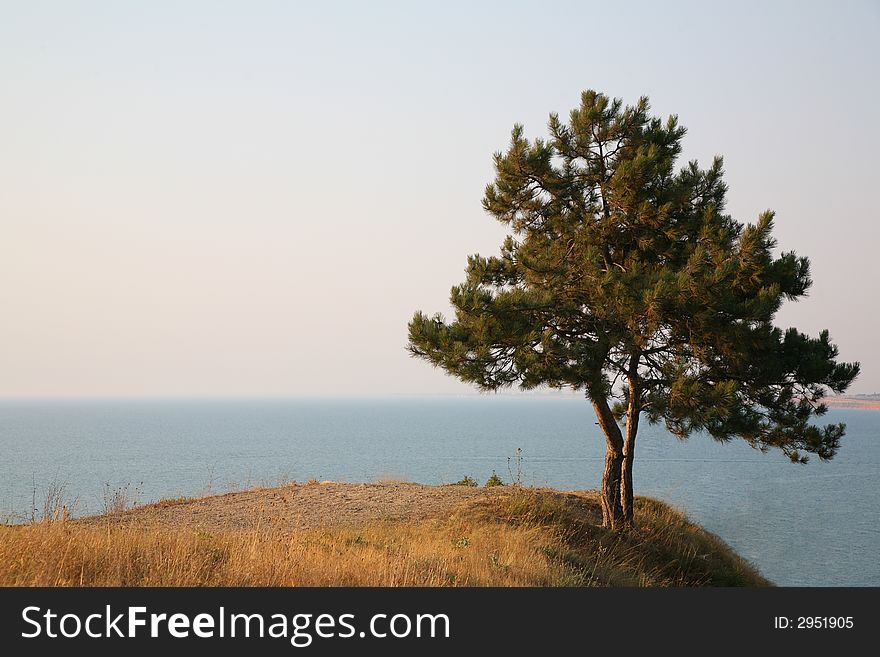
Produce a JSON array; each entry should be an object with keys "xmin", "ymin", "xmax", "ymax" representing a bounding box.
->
[{"xmin": 1, "ymin": 398, "xmax": 877, "ymax": 586}]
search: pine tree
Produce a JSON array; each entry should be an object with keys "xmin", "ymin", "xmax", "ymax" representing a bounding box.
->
[{"xmin": 407, "ymin": 91, "xmax": 859, "ymax": 529}]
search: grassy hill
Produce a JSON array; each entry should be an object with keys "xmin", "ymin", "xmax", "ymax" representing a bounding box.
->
[{"xmin": 0, "ymin": 484, "xmax": 769, "ymax": 586}]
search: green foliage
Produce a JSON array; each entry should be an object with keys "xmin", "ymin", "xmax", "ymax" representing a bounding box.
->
[
  {"xmin": 409, "ymin": 90, "xmax": 859, "ymax": 464},
  {"xmin": 453, "ymin": 475, "xmax": 478, "ymax": 487},
  {"xmin": 485, "ymin": 471, "xmax": 505, "ymax": 487}
]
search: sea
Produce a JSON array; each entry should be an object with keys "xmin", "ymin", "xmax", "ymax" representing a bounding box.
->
[{"xmin": 1, "ymin": 397, "xmax": 877, "ymax": 587}]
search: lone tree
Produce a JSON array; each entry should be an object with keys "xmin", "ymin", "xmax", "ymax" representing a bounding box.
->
[{"xmin": 407, "ymin": 90, "xmax": 860, "ymax": 529}]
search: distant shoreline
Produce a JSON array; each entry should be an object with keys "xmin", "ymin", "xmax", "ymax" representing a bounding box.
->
[{"xmin": 823, "ymin": 396, "xmax": 880, "ymax": 411}]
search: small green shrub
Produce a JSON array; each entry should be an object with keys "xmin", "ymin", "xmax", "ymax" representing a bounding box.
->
[
  {"xmin": 453, "ymin": 475, "xmax": 478, "ymax": 487},
  {"xmin": 485, "ymin": 471, "xmax": 505, "ymax": 487}
]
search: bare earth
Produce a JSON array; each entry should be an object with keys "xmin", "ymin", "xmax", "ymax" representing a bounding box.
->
[{"xmin": 80, "ymin": 482, "xmax": 513, "ymax": 532}]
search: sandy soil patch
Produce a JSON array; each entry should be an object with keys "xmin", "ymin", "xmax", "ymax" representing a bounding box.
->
[{"xmin": 79, "ymin": 481, "xmax": 509, "ymax": 532}]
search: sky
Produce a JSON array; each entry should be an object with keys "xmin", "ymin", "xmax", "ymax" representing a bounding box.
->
[{"xmin": 1, "ymin": 0, "xmax": 877, "ymax": 397}]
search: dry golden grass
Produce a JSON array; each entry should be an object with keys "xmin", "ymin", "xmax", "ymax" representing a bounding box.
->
[
  {"xmin": 0, "ymin": 489, "xmax": 769, "ymax": 587},
  {"xmin": 472, "ymin": 491, "xmax": 770, "ymax": 586}
]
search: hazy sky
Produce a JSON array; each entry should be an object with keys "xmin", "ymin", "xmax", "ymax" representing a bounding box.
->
[{"xmin": 1, "ymin": 1, "xmax": 877, "ymax": 397}]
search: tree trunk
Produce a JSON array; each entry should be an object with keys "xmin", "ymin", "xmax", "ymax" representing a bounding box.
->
[
  {"xmin": 590, "ymin": 395, "xmax": 624, "ymax": 530},
  {"xmin": 621, "ymin": 391, "xmax": 640, "ymax": 526},
  {"xmin": 620, "ymin": 353, "xmax": 641, "ymax": 527},
  {"xmin": 602, "ymin": 441, "xmax": 624, "ymax": 529}
]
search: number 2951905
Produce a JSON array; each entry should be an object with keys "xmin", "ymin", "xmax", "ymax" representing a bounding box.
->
[{"xmin": 774, "ymin": 616, "xmax": 853, "ymax": 629}]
